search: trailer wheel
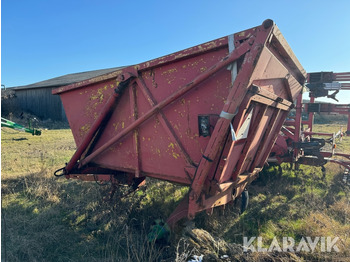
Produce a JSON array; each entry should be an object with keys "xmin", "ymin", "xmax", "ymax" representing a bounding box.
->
[
  {"xmin": 278, "ymin": 165, "xmax": 283, "ymax": 178},
  {"xmin": 321, "ymin": 166, "xmax": 326, "ymax": 180},
  {"xmin": 241, "ymin": 189, "xmax": 249, "ymax": 214}
]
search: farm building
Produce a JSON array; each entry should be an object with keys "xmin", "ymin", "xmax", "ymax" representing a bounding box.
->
[{"xmin": 1, "ymin": 67, "xmax": 124, "ymax": 122}]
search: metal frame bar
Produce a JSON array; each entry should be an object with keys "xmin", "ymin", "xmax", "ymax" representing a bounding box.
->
[
  {"xmin": 63, "ymin": 78, "xmax": 134, "ymax": 176},
  {"xmin": 130, "ymin": 82, "xmax": 141, "ymax": 178},
  {"xmin": 249, "ymin": 108, "xmax": 281, "ymax": 171},
  {"xmin": 136, "ymin": 76, "xmax": 196, "ymax": 166},
  {"xmin": 78, "ymin": 37, "xmax": 253, "ymax": 168},
  {"xmin": 231, "ymin": 104, "xmax": 268, "ymax": 179},
  {"xmin": 187, "ymin": 22, "xmax": 278, "ymax": 219}
]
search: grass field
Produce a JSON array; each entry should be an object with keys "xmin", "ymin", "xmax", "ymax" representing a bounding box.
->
[{"xmin": 1, "ymin": 124, "xmax": 350, "ymax": 261}]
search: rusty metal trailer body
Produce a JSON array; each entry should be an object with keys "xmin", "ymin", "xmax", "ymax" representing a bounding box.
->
[{"xmin": 53, "ymin": 20, "xmax": 306, "ymax": 225}]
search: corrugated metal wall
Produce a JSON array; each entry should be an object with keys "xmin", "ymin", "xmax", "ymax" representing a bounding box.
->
[{"xmin": 7, "ymin": 87, "xmax": 67, "ymax": 121}]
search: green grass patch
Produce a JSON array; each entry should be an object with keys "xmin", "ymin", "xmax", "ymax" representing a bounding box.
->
[{"xmin": 1, "ymin": 124, "xmax": 350, "ymax": 260}]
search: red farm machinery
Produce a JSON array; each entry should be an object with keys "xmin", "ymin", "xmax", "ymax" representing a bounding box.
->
[
  {"xmin": 53, "ymin": 19, "xmax": 349, "ymax": 227},
  {"xmin": 270, "ymin": 71, "xmax": 350, "ymax": 172}
]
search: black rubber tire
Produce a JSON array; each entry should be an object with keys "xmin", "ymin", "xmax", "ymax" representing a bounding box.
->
[{"xmin": 241, "ymin": 189, "xmax": 249, "ymax": 214}]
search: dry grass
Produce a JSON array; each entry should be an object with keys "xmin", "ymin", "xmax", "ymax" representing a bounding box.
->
[
  {"xmin": 1, "ymin": 129, "xmax": 174, "ymax": 261},
  {"xmin": 193, "ymin": 124, "xmax": 350, "ymax": 260},
  {"xmin": 1, "ymin": 123, "xmax": 350, "ymax": 261}
]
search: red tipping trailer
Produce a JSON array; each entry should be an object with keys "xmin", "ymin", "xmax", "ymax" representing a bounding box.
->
[{"xmin": 53, "ymin": 19, "xmax": 306, "ymax": 225}]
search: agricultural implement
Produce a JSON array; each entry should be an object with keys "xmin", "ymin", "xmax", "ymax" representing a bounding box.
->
[
  {"xmin": 53, "ymin": 19, "xmax": 307, "ymax": 226},
  {"xmin": 304, "ymin": 71, "xmax": 350, "ymax": 135},
  {"xmin": 1, "ymin": 117, "xmax": 41, "ymax": 136},
  {"xmin": 270, "ymin": 71, "xmax": 350, "ymax": 171}
]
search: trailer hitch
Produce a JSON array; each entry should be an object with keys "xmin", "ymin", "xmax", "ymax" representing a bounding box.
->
[{"xmin": 54, "ymin": 167, "xmax": 66, "ymax": 177}]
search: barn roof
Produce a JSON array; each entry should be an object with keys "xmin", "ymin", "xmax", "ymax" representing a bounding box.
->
[{"xmin": 11, "ymin": 66, "xmax": 126, "ymax": 90}]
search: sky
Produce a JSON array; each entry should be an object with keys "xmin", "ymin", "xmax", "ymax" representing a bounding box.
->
[{"xmin": 1, "ymin": 0, "xmax": 350, "ymax": 103}]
